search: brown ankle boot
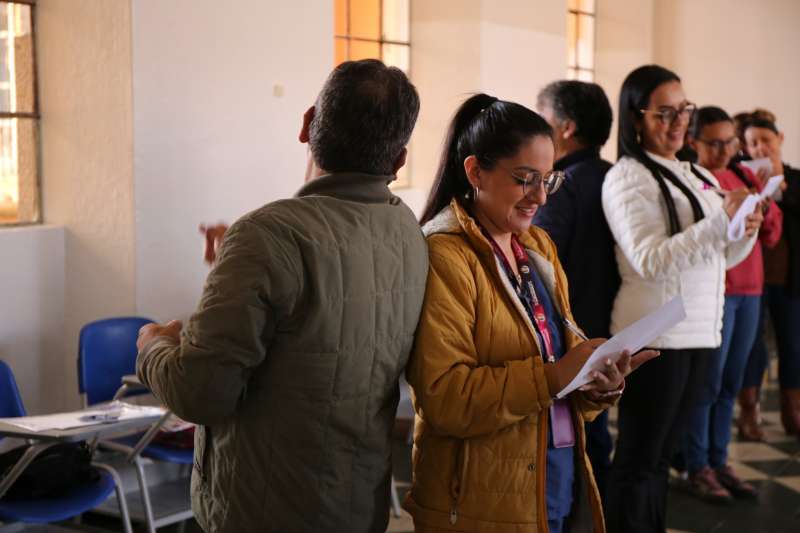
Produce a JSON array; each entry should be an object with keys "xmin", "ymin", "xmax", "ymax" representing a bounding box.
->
[
  {"xmin": 780, "ymin": 389, "xmax": 800, "ymax": 436},
  {"xmin": 737, "ymin": 387, "xmax": 764, "ymax": 441}
]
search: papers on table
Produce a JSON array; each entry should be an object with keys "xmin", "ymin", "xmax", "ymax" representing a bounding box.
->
[
  {"xmin": 0, "ymin": 401, "xmax": 166, "ymax": 433},
  {"xmin": 727, "ymin": 174, "xmax": 784, "ymax": 241},
  {"xmin": 740, "ymin": 157, "xmax": 772, "ymax": 176},
  {"xmin": 557, "ymin": 296, "xmax": 687, "ymax": 399}
]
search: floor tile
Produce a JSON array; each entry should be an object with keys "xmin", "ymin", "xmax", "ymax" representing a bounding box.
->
[
  {"xmin": 386, "ymin": 510, "xmax": 414, "ymax": 533},
  {"xmin": 745, "ymin": 458, "xmax": 800, "ymax": 477},
  {"xmin": 729, "ymin": 460, "xmax": 770, "ymax": 481},
  {"xmin": 728, "ymin": 441, "xmax": 790, "ymax": 461},
  {"xmin": 762, "ymin": 424, "xmax": 796, "ymax": 444},
  {"xmin": 774, "ymin": 476, "xmax": 800, "ymax": 494}
]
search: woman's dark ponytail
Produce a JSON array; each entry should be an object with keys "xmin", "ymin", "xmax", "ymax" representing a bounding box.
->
[{"xmin": 420, "ymin": 93, "xmax": 552, "ymax": 225}]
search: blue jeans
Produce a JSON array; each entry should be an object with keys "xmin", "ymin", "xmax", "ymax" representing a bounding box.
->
[
  {"xmin": 548, "ymin": 517, "xmax": 566, "ymax": 533},
  {"xmin": 742, "ymin": 286, "xmax": 800, "ymax": 390},
  {"xmin": 686, "ymin": 295, "xmax": 760, "ymax": 472}
]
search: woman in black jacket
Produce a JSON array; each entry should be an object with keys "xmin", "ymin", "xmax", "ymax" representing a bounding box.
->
[{"xmin": 740, "ymin": 115, "xmax": 800, "ymax": 440}]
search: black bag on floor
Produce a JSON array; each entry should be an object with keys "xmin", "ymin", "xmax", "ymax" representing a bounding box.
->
[{"xmin": 0, "ymin": 442, "xmax": 99, "ymax": 500}]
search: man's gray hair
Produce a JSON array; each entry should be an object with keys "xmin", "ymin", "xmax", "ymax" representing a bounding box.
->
[{"xmin": 309, "ymin": 59, "xmax": 420, "ymax": 176}]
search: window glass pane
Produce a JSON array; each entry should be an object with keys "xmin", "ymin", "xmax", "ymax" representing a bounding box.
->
[
  {"xmin": 334, "ymin": 0, "xmax": 348, "ymax": 36},
  {"xmin": 566, "ymin": 68, "xmax": 577, "ymax": 80},
  {"xmin": 566, "ymin": 12, "xmax": 577, "ymax": 68},
  {"xmin": 349, "ymin": 39, "xmax": 381, "ymax": 61},
  {"xmin": 568, "ymin": 0, "xmax": 595, "ymax": 13},
  {"xmin": 0, "ymin": 117, "xmax": 38, "ymax": 224},
  {"xmin": 576, "ymin": 69, "xmax": 594, "ymax": 82},
  {"xmin": 334, "ymin": 37, "xmax": 348, "ymax": 65},
  {"xmin": 382, "ymin": 0, "xmax": 409, "ymax": 42},
  {"xmin": 350, "ymin": 0, "xmax": 380, "ymax": 40},
  {"xmin": 0, "ymin": 2, "xmax": 35, "ymax": 114},
  {"xmin": 382, "ymin": 43, "xmax": 409, "ymax": 73},
  {"xmin": 577, "ymin": 14, "xmax": 594, "ymax": 70}
]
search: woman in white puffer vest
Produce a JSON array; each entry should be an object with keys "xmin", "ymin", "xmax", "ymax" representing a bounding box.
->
[{"xmin": 601, "ymin": 65, "xmax": 762, "ymax": 533}]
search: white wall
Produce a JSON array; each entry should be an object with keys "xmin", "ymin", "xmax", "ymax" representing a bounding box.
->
[
  {"xmin": 132, "ymin": 0, "xmax": 333, "ymax": 321},
  {"xmin": 408, "ymin": 0, "xmax": 568, "ymax": 201},
  {"xmin": 594, "ymin": 0, "xmax": 655, "ymax": 161},
  {"xmin": 0, "ymin": 226, "xmax": 65, "ymax": 415},
  {"xmin": 36, "ymin": 0, "xmax": 136, "ymax": 409},
  {"xmin": 652, "ymin": 0, "xmax": 800, "ymax": 165}
]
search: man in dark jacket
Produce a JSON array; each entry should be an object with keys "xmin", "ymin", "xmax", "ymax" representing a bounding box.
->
[
  {"xmin": 534, "ymin": 80, "xmax": 619, "ymax": 505},
  {"xmin": 136, "ymin": 60, "xmax": 428, "ymax": 533}
]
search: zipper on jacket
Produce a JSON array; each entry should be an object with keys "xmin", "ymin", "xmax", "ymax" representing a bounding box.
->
[{"xmin": 449, "ymin": 441, "xmax": 470, "ymax": 526}]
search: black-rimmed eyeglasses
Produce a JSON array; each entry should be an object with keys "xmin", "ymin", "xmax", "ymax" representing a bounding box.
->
[
  {"xmin": 696, "ymin": 137, "xmax": 740, "ymax": 152},
  {"xmin": 639, "ymin": 103, "xmax": 697, "ymax": 125}
]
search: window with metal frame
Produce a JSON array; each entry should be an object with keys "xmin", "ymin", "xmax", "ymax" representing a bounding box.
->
[
  {"xmin": 566, "ymin": 0, "xmax": 595, "ymax": 82},
  {"xmin": 0, "ymin": 0, "xmax": 38, "ymax": 226},
  {"xmin": 333, "ymin": 0, "xmax": 411, "ymax": 187}
]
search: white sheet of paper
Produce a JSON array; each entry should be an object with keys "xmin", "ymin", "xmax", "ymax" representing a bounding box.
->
[
  {"xmin": 760, "ymin": 174, "xmax": 784, "ymax": 199},
  {"xmin": 727, "ymin": 175, "xmax": 784, "ymax": 241},
  {"xmin": 556, "ymin": 296, "xmax": 687, "ymax": 399},
  {"xmin": 727, "ymin": 194, "xmax": 760, "ymax": 241},
  {"xmin": 0, "ymin": 401, "xmax": 165, "ymax": 433},
  {"xmin": 740, "ymin": 157, "xmax": 772, "ymax": 176}
]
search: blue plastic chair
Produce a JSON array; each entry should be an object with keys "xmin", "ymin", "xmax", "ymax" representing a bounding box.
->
[
  {"xmin": 78, "ymin": 317, "xmax": 155, "ymax": 406},
  {"xmin": 0, "ymin": 360, "xmax": 132, "ymax": 530},
  {"xmin": 77, "ymin": 316, "xmax": 193, "ymax": 464},
  {"xmin": 77, "ymin": 317, "xmax": 193, "ymax": 532}
]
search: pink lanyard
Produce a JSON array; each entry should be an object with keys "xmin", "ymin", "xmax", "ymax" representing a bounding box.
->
[{"xmin": 485, "ymin": 233, "xmax": 557, "ymax": 363}]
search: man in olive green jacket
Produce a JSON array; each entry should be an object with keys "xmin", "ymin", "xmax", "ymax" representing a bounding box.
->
[{"xmin": 136, "ymin": 60, "xmax": 428, "ymax": 533}]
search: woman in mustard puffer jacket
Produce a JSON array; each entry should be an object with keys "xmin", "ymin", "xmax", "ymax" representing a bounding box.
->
[{"xmin": 404, "ymin": 94, "xmax": 659, "ymax": 533}]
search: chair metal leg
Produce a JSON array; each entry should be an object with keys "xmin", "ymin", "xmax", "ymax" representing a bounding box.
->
[
  {"xmin": 390, "ymin": 476, "xmax": 402, "ymax": 518},
  {"xmin": 0, "ymin": 442, "xmax": 58, "ymax": 499},
  {"xmin": 134, "ymin": 456, "xmax": 158, "ymax": 533},
  {"xmin": 93, "ymin": 462, "xmax": 133, "ymax": 533}
]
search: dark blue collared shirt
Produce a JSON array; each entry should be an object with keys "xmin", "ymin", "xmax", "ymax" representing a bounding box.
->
[{"xmin": 533, "ymin": 147, "xmax": 619, "ymax": 339}]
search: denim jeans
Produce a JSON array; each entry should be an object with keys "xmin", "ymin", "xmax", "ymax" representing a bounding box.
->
[{"xmin": 686, "ymin": 295, "xmax": 760, "ymax": 472}]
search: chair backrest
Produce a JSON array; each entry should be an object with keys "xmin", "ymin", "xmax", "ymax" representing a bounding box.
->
[
  {"xmin": 0, "ymin": 360, "xmax": 26, "ymax": 418},
  {"xmin": 78, "ymin": 316, "xmax": 154, "ymax": 406}
]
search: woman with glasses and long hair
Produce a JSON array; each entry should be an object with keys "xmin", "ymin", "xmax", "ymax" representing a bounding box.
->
[
  {"xmin": 740, "ymin": 114, "xmax": 800, "ymax": 441},
  {"xmin": 680, "ymin": 107, "xmax": 782, "ymax": 503},
  {"xmin": 602, "ymin": 66, "xmax": 762, "ymax": 533},
  {"xmin": 404, "ymin": 93, "xmax": 658, "ymax": 532}
]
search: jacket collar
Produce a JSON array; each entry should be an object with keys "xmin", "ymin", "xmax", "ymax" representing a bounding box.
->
[
  {"xmin": 422, "ymin": 199, "xmax": 582, "ymax": 345},
  {"xmin": 645, "ymin": 150, "xmax": 692, "ymax": 175},
  {"xmin": 422, "ymin": 198, "xmax": 539, "ymax": 256},
  {"xmin": 295, "ymin": 172, "xmax": 397, "ymax": 204},
  {"xmin": 555, "ymin": 146, "xmax": 601, "ymax": 171}
]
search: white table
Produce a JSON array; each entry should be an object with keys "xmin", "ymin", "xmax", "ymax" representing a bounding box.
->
[{"xmin": 0, "ymin": 407, "xmax": 164, "ymax": 533}]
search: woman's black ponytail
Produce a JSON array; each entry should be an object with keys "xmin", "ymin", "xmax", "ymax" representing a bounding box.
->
[{"xmin": 420, "ymin": 93, "xmax": 552, "ymax": 225}]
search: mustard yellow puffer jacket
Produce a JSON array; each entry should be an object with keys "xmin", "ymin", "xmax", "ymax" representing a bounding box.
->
[{"xmin": 404, "ymin": 200, "xmax": 611, "ymax": 532}]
